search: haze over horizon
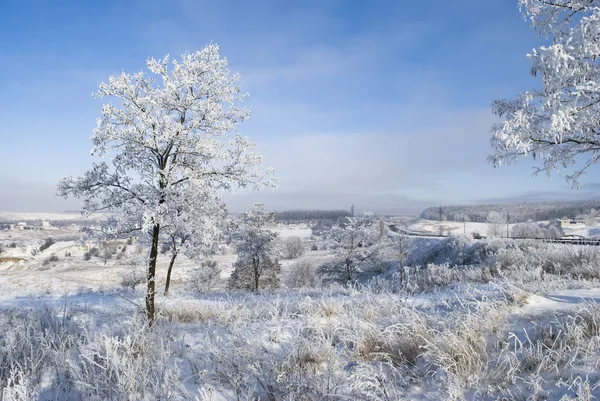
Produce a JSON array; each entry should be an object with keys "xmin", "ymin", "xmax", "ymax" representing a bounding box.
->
[{"xmin": 2, "ymin": 0, "xmax": 599, "ymax": 215}]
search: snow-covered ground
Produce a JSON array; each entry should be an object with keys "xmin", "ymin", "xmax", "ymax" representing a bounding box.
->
[
  {"xmin": 561, "ymin": 222, "xmax": 593, "ymax": 237},
  {"xmin": 409, "ymin": 219, "xmax": 491, "ymax": 236},
  {"xmin": 0, "ymin": 211, "xmax": 111, "ymax": 222},
  {"xmin": 271, "ymin": 223, "xmax": 312, "ymax": 238},
  {"xmin": 410, "ymin": 218, "xmax": 600, "ymax": 238},
  {"xmin": 2, "ymin": 218, "xmax": 600, "ymax": 399},
  {"xmin": 0, "ymin": 221, "xmax": 315, "ymax": 299}
]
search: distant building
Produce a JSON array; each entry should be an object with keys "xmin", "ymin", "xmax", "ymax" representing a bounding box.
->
[
  {"xmin": 16, "ymin": 222, "xmax": 27, "ymax": 230},
  {"xmin": 42, "ymin": 220, "xmax": 51, "ymax": 228},
  {"xmin": 559, "ymin": 219, "xmax": 583, "ymax": 227}
]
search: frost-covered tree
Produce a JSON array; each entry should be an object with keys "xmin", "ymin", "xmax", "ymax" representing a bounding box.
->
[
  {"xmin": 420, "ymin": 201, "xmax": 600, "ymax": 223},
  {"xmin": 57, "ymin": 46, "xmax": 276, "ymax": 324},
  {"xmin": 456, "ymin": 213, "xmax": 468, "ymax": 235},
  {"xmin": 229, "ymin": 203, "xmax": 281, "ymax": 291},
  {"xmin": 487, "ymin": 211, "xmax": 505, "ymax": 238},
  {"xmin": 394, "ymin": 233, "xmax": 412, "ymax": 268},
  {"xmin": 325, "ymin": 212, "xmax": 384, "ymax": 282},
  {"xmin": 161, "ymin": 190, "xmax": 227, "ymax": 296},
  {"xmin": 511, "ymin": 222, "xmax": 545, "ymax": 238},
  {"xmin": 282, "ymin": 236, "xmax": 304, "ymax": 260},
  {"xmin": 490, "ymin": 1, "xmax": 600, "ymax": 186},
  {"xmin": 584, "ymin": 208, "xmax": 599, "ymax": 227}
]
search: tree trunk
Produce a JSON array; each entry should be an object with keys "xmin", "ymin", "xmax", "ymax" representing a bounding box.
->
[
  {"xmin": 345, "ymin": 259, "xmax": 353, "ymax": 283},
  {"xmin": 164, "ymin": 249, "xmax": 177, "ymax": 296},
  {"xmin": 253, "ymin": 257, "xmax": 260, "ymax": 292},
  {"xmin": 146, "ymin": 224, "xmax": 160, "ymax": 326}
]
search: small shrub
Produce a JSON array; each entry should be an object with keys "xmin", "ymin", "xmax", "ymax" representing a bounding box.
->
[
  {"xmin": 43, "ymin": 254, "xmax": 60, "ymax": 266},
  {"xmin": 39, "ymin": 238, "xmax": 55, "ymax": 252},
  {"xmin": 9, "ymin": 242, "xmax": 17, "ymax": 248},
  {"xmin": 189, "ymin": 260, "xmax": 221, "ymax": 293},
  {"xmin": 83, "ymin": 247, "xmax": 99, "ymax": 261},
  {"xmin": 311, "ymin": 243, "xmax": 318, "ymax": 251},
  {"xmin": 98, "ymin": 241, "xmax": 118, "ymax": 264},
  {"xmin": 229, "ymin": 257, "xmax": 281, "ymax": 291},
  {"xmin": 285, "ymin": 259, "xmax": 320, "ymax": 288},
  {"xmin": 160, "ymin": 303, "xmax": 217, "ymax": 323},
  {"xmin": 218, "ymin": 244, "xmax": 233, "ymax": 255},
  {"xmin": 120, "ymin": 265, "xmax": 145, "ymax": 290},
  {"xmin": 542, "ymin": 245, "xmax": 600, "ymax": 278},
  {"xmin": 102, "ymin": 249, "xmax": 112, "ymax": 264},
  {"xmin": 283, "ymin": 236, "xmax": 305, "ymax": 259},
  {"xmin": 316, "ymin": 260, "xmax": 346, "ymax": 284},
  {"xmin": 424, "ymin": 320, "xmax": 488, "ymax": 385}
]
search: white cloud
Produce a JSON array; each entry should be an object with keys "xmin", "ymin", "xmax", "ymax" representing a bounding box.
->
[{"xmin": 222, "ymin": 108, "xmax": 502, "ymax": 213}]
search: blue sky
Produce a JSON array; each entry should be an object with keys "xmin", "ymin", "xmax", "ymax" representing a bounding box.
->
[{"xmin": 1, "ymin": 0, "xmax": 598, "ymax": 214}]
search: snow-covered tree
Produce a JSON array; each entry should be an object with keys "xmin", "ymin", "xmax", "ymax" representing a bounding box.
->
[
  {"xmin": 282, "ymin": 236, "xmax": 304, "ymax": 259},
  {"xmin": 57, "ymin": 46, "xmax": 276, "ymax": 324},
  {"xmin": 490, "ymin": 1, "xmax": 600, "ymax": 186},
  {"xmin": 393, "ymin": 233, "xmax": 411, "ymax": 268},
  {"xmin": 229, "ymin": 203, "xmax": 281, "ymax": 291},
  {"xmin": 487, "ymin": 211, "xmax": 505, "ymax": 238},
  {"xmin": 325, "ymin": 212, "xmax": 384, "ymax": 283},
  {"xmin": 511, "ymin": 222, "xmax": 545, "ymax": 238},
  {"xmin": 160, "ymin": 190, "xmax": 227, "ymax": 296},
  {"xmin": 456, "ymin": 213, "xmax": 468, "ymax": 235},
  {"xmin": 584, "ymin": 208, "xmax": 599, "ymax": 227}
]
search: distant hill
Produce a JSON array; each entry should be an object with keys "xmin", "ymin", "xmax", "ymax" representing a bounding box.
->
[
  {"xmin": 421, "ymin": 200, "xmax": 600, "ymax": 223},
  {"xmin": 274, "ymin": 209, "xmax": 351, "ymax": 222}
]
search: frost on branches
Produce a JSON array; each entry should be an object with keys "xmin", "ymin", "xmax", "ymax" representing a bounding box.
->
[
  {"xmin": 490, "ymin": 0, "xmax": 600, "ymax": 186},
  {"xmin": 321, "ymin": 212, "xmax": 385, "ymax": 283},
  {"xmin": 229, "ymin": 203, "xmax": 281, "ymax": 292},
  {"xmin": 160, "ymin": 190, "xmax": 228, "ymax": 296},
  {"xmin": 57, "ymin": 45, "xmax": 276, "ymax": 323}
]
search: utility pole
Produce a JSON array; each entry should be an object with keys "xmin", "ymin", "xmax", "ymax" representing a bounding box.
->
[{"xmin": 438, "ymin": 205, "xmax": 444, "ymax": 236}]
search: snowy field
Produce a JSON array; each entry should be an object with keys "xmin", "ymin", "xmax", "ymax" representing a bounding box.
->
[
  {"xmin": 410, "ymin": 218, "xmax": 599, "ymax": 238},
  {"xmin": 409, "ymin": 219, "xmax": 491, "ymax": 237},
  {"xmin": 1, "ymin": 218, "xmax": 600, "ymax": 400}
]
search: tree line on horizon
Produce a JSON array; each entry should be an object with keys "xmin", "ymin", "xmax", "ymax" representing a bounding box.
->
[
  {"xmin": 274, "ymin": 209, "xmax": 352, "ymax": 222},
  {"xmin": 420, "ymin": 200, "xmax": 600, "ymax": 223}
]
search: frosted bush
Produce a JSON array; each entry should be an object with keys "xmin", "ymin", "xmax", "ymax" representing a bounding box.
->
[
  {"xmin": 2, "ymin": 369, "xmax": 37, "ymax": 401},
  {"xmin": 189, "ymin": 260, "xmax": 222, "ymax": 293},
  {"xmin": 121, "ymin": 264, "xmax": 146, "ymax": 290},
  {"xmin": 71, "ymin": 318, "xmax": 183, "ymax": 400},
  {"xmin": 348, "ymin": 362, "xmax": 404, "ymax": 401},
  {"xmin": 282, "ymin": 236, "xmax": 305, "ymax": 259},
  {"xmin": 229, "ymin": 204, "xmax": 281, "ymax": 292},
  {"xmin": 285, "ymin": 258, "xmax": 320, "ymax": 288},
  {"xmin": 542, "ymin": 245, "xmax": 600, "ymax": 279}
]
